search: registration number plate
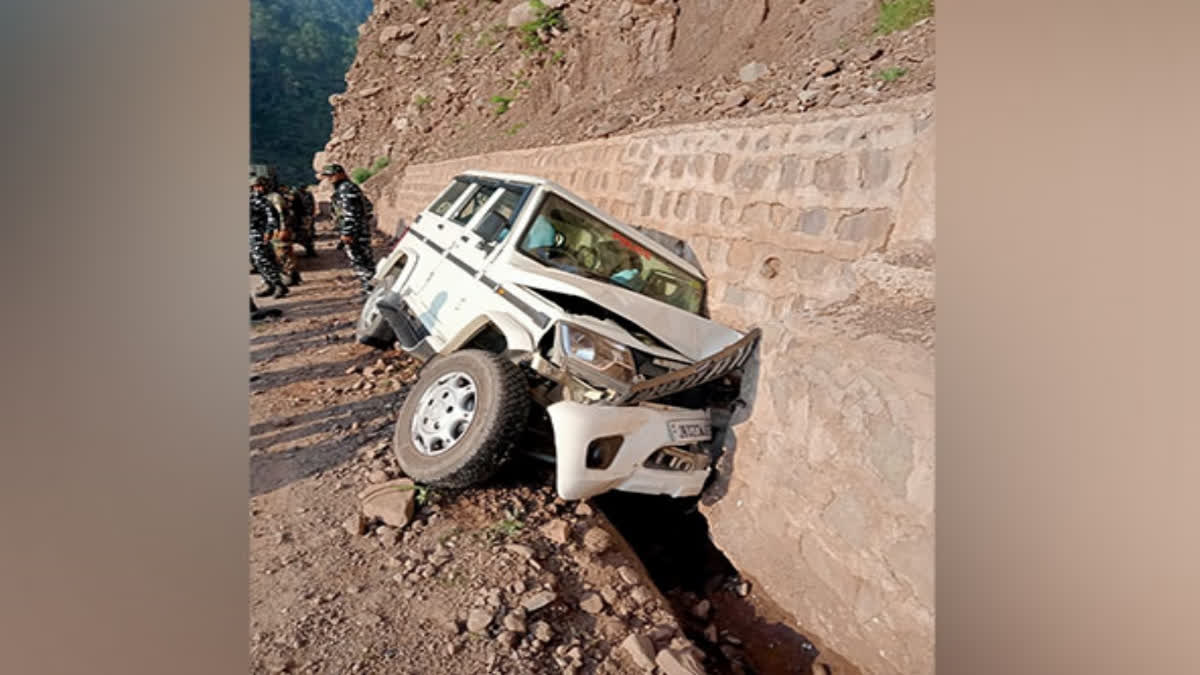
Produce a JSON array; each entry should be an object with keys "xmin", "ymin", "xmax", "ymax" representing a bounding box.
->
[{"xmin": 668, "ymin": 421, "xmax": 711, "ymax": 443}]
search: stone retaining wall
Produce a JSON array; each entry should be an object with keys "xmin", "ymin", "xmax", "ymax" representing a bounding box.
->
[{"xmin": 362, "ymin": 94, "xmax": 934, "ymax": 675}]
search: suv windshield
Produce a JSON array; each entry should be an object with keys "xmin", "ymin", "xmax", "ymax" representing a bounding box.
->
[{"xmin": 517, "ymin": 193, "xmax": 705, "ymax": 314}]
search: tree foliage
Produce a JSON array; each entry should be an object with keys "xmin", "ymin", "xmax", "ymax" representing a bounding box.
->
[{"xmin": 251, "ymin": 0, "xmax": 372, "ymax": 185}]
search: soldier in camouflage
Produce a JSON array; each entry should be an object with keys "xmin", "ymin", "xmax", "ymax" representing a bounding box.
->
[
  {"xmin": 250, "ymin": 176, "xmax": 288, "ymax": 298},
  {"xmin": 266, "ymin": 183, "xmax": 302, "ymax": 286},
  {"xmin": 293, "ymin": 185, "xmax": 318, "ymax": 257},
  {"xmin": 318, "ymin": 163, "xmax": 374, "ymax": 298}
]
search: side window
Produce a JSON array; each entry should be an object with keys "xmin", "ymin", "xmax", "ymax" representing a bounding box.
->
[
  {"xmin": 474, "ymin": 188, "xmax": 522, "ymax": 244},
  {"xmin": 451, "ymin": 184, "xmax": 497, "ymax": 225},
  {"xmin": 428, "ymin": 179, "xmax": 469, "ymax": 217}
]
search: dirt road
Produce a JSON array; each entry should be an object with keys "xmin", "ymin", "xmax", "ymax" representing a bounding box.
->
[{"xmin": 248, "ymin": 226, "xmax": 720, "ymax": 675}]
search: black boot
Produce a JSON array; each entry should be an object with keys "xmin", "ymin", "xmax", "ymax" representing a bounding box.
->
[
  {"xmin": 274, "ymin": 284, "xmax": 290, "ymax": 298},
  {"xmin": 290, "ymin": 270, "xmax": 302, "ymax": 285},
  {"xmin": 254, "ymin": 284, "xmax": 275, "ymax": 298}
]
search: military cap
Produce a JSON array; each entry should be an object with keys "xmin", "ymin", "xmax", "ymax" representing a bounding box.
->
[
  {"xmin": 319, "ymin": 164, "xmax": 346, "ymax": 176},
  {"xmin": 250, "ymin": 175, "xmax": 268, "ymax": 187}
]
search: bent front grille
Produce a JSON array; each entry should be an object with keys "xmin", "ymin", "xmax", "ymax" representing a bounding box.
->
[{"xmin": 617, "ymin": 327, "xmax": 761, "ymax": 405}]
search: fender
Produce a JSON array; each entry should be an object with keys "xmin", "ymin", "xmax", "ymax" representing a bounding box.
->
[
  {"xmin": 374, "ymin": 244, "xmax": 420, "ymax": 288},
  {"xmin": 443, "ymin": 310, "xmax": 536, "ymax": 356}
]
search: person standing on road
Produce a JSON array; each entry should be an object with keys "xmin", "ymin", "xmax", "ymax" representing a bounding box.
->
[
  {"xmin": 318, "ymin": 163, "xmax": 374, "ymax": 299},
  {"xmin": 266, "ymin": 183, "xmax": 302, "ymax": 287},
  {"xmin": 250, "ymin": 176, "xmax": 288, "ymax": 298},
  {"xmin": 296, "ymin": 184, "xmax": 318, "ymax": 257}
]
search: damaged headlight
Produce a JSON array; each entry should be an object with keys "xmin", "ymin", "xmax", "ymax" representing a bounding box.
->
[{"xmin": 557, "ymin": 322, "xmax": 637, "ymax": 394}]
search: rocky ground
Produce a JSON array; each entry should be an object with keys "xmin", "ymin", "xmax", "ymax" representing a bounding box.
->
[
  {"xmin": 248, "ymin": 221, "xmax": 825, "ymax": 674},
  {"xmin": 319, "ymin": 0, "xmax": 934, "ymax": 202}
]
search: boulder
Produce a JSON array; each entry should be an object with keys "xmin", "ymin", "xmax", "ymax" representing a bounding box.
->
[{"xmin": 358, "ymin": 479, "xmax": 417, "ymax": 528}]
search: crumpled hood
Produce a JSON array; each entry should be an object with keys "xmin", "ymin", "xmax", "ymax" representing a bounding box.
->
[{"xmin": 504, "ymin": 257, "xmax": 743, "ymax": 361}]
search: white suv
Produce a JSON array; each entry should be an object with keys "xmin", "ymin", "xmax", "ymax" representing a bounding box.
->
[{"xmin": 357, "ymin": 170, "xmax": 759, "ymax": 500}]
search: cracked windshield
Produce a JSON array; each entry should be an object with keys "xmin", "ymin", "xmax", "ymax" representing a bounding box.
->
[{"xmin": 518, "ymin": 193, "xmax": 705, "ymax": 314}]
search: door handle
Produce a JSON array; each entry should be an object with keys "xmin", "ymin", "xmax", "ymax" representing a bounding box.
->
[{"xmin": 436, "ymin": 223, "xmax": 444, "ymax": 230}]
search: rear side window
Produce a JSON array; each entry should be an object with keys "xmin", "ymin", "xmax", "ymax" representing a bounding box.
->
[
  {"xmin": 451, "ymin": 184, "xmax": 498, "ymax": 225},
  {"xmin": 428, "ymin": 180, "xmax": 469, "ymax": 217}
]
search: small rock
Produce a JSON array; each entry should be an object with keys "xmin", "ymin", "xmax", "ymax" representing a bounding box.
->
[
  {"xmin": 540, "ymin": 519, "xmax": 570, "ymax": 545},
  {"xmin": 504, "ymin": 543, "xmax": 535, "ymax": 560},
  {"xmin": 600, "ymin": 586, "xmax": 619, "ymax": 605},
  {"xmin": 416, "ymin": 16, "xmax": 430, "ymax": 26},
  {"xmin": 378, "ymin": 26, "xmax": 401, "ymax": 43},
  {"xmin": 376, "ymin": 526, "xmax": 399, "ymax": 547},
  {"xmin": 342, "ymin": 514, "xmax": 367, "ymax": 536},
  {"xmin": 497, "ymin": 630, "xmax": 520, "ymax": 650},
  {"xmin": 723, "ymin": 89, "xmax": 748, "ymax": 108},
  {"xmin": 467, "ymin": 608, "xmax": 494, "ymax": 634},
  {"xmin": 797, "ymin": 89, "xmax": 819, "ymax": 107},
  {"xmin": 532, "ymin": 620, "xmax": 554, "ymax": 642},
  {"xmin": 859, "ymin": 46, "xmax": 885, "ymax": 62},
  {"xmin": 507, "ymin": 2, "xmax": 540, "ymax": 28},
  {"xmin": 816, "ymin": 59, "xmax": 840, "ymax": 77},
  {"xmin": 566, "ymin": 645, "xmax": 584, "ymax": 665},
  {"xmin": 593, "ymin": 114, "xmax": 631, "ymax": 137},
  {"xmin": 738, "ymin": 61, "xmax": 769, "ymax": 83},
  {"xmin": 692, "ymin": 599, "xmax": 711, "ymax": 620},
  {"xmin": 574, "ymin": 502, "xmax": 594, "ymax": 517},
  {"xmin": 354, "ymin": 612, "xmax": 383, "ymax": 627},
  {"xmin": 656, "ymin": 648, "xmax": 705, "ymax": 675},
  {"xmin": 357, "ymin": 479, "xmax": 417, "ymax": 529},
  {"xmin": 617, "ymin": 566, "xmax": 639, "ymax": 585},
  {"xmin": 397, "ymin": 23, "xmax": 416, "ymax": 39},
  {"xmin": 621, "ymin": 634, "xmax": 656, "ymax": 671},
  {"xmin": 630, "ymin": 586, "xmax": 653, "ymax": 606},
  {"xmin": 522, "ymin": 590, "xmax": 558, "ymax": 612},
  {"xmin": 345, "ymin": 365, "xmax": 361, "ymax": 375},
  {"xmin": 735, "ymin": 580, "xmax": 751, "ymax": 597},
  {"xmin": 367, "ymin": 470, "xmax": 389, "ymax": 484},
  {"xmin": 582, "ymin": 527, "xmax": 612, "ymax": 554},
  {"xmin": 502, "ymin": 611, "xmax": 527, "ymax": 633},
  {"xmin": 579, "ymin": 592, "xmax": 605, "ymax": 614}
]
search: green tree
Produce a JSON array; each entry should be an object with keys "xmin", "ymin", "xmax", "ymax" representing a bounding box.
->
[{"xmin": 250, "ymin": 0, "xmax": 372, "ymax": 185}]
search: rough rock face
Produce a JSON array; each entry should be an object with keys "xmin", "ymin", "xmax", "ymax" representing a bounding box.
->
[{"xmin": 318, "ymin": 0, "xmax": 933, "ymax": 212}]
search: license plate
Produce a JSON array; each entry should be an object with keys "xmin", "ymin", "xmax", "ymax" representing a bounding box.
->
[{"xmin": 668, "ymin": 420, "xmax": 711, "ymax": 443}]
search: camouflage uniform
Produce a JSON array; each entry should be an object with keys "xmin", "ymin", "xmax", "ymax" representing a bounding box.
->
[
  {"xmin": 293, "ymin": 186, "xmax": 318, "ymax": 257},
  {"xmin": 250, "ymin": 177, "xmax": 287, "ymax": 298},
  {"xmin": 267, "ymin": 187, "xmax": 301, "ymax": 285},
  {"xmin": 326, "ymin": 167, "xmax": 375, "ymax": 295}
]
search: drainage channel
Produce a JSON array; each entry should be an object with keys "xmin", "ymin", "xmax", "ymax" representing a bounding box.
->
[{"xmin": 593, "ymin": 492, "xmax": 834, "ymax": 675}]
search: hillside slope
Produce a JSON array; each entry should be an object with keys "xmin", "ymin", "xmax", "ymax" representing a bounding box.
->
[{"xmin": 316, "ymin": 0, "xmax": 933, "ymax": 197}]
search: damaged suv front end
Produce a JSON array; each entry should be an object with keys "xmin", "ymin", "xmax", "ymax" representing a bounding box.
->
[{"xmin": 534, "ymin": 319, "xmax": 760, "ymax": 499}]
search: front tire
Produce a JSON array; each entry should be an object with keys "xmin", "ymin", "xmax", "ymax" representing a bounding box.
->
[{"xmin": 393, "ymin": 350, "xmax": 530, "ymax": 488}]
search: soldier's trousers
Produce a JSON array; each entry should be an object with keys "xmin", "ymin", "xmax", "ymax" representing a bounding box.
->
[
  {"xmin": 271, "ymin": 236, "xmax": 298, "ymax": 278},
  {"xmin": 343, "ymin": 235, "xmax": 374, "ymax": 292},
  {"xmin": 250, "ymin": 240, "xmax": 284, "ymax": 289}
]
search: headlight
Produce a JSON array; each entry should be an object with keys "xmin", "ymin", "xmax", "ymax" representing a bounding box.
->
[{"xmin": 557, "ymin": 322, "xmax": 637, "ymax": 393}]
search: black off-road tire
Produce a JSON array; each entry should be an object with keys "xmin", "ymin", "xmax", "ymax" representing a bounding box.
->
[
  {"xmin": 393, "ymin": 350, "xmax": 531, "ymax": 488},
  {"xmin": 356, "ymin": 282, "xmax": 396, "ymax": 349}
]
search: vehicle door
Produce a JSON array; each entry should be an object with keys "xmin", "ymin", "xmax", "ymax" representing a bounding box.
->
[
  {"xmin": 435, "ymin": 181, "xmax": 534, "ymax": 342},
  {"xmin": 401, "ymin": 178, "xmax": 474, "ymax": 337}
]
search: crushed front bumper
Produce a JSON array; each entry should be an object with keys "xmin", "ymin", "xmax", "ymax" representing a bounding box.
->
[{"xmin": 547, "ymin": 401, "xmax": 713, "ymax": 500}]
